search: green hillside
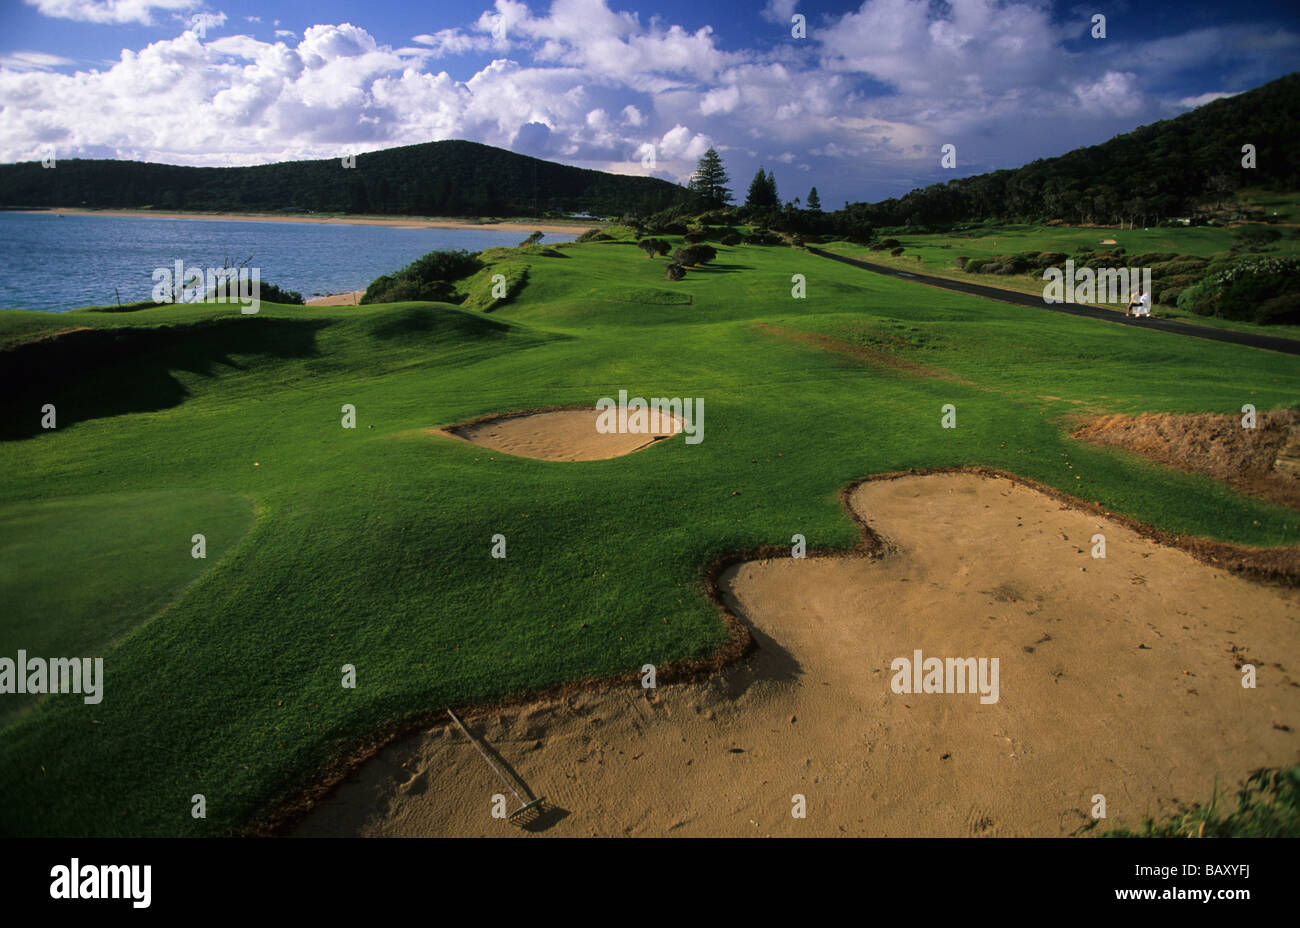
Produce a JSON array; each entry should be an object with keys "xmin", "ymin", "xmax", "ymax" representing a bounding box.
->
[{"xmin": 0, "ymin": 139, "xmax": 685, "ymax": 218}]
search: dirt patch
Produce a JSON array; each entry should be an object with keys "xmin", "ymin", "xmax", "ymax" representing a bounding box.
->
[
  {"xmin": 437, "ymin": 407, "xmax": 683, "ymax": 462},
  {"xmin": 292, "ymin": 472, "xmax": 1299, "ymax": 837},
  {"xmin": 1072, "ymin": 409, "xmax": 1300, "ymax": 508}
]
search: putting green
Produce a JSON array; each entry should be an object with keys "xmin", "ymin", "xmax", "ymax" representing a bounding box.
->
[{"xmin": 0, "ymin": 488, "xmax": 255, "ymax": 725}]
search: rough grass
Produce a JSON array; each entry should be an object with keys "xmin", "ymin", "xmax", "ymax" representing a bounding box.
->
[
  {"xmin": 1073, "ymin": 409, "xmax": 1300, "ymax": 507},
  {"xmin": 1100, "ymin": 765, "xmax": 1300, "ymax": 837}
]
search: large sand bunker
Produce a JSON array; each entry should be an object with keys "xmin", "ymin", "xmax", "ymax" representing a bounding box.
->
[
  {"xmin": 294, "ymin": 473, "xmax": 1298, "ymax": 837},
  {"xmin": 441, "ymin": 408, "xmax": 682, "ymax": 461}
]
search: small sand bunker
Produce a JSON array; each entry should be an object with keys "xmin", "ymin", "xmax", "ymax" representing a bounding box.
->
[
  {"xmin": 294, "ymin": 473, "xmax": 1298, "ymax": 837},
  {"xmin": 1073, "ymin": 409, "xmax": 1300, "ymax": 507},
  {"xmin": 442, "ymin": 408, "xmax": 682, "ymax": 461}
]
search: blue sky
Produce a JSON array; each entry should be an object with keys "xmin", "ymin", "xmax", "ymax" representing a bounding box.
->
[{"xmin": 1, "ymin": 0, "xmax": 1297, "ymax": 206}]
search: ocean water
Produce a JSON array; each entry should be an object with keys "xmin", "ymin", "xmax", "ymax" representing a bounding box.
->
[{"xmin": 0, "ymin": 211, "xmax": 577, "ymax": 312}]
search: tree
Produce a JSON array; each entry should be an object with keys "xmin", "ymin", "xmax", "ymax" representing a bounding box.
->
[
  {"xmin": 745, "ymin": 167, "xmax": 778, "ymax": 210},
  {"xmin": 806, "ymin": 187, "xmax": 821, "ymax": 211},
  {"xmin": 689, "ymin": 148, "xmax": 732, "ymax": 209}
]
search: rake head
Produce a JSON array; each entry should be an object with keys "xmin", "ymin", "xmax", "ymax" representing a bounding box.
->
[{"xmin": 508, "ymin": 796, "xmax": 547, "ymax": 828}]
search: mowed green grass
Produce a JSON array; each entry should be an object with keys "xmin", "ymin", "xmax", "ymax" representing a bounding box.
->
[
  {"xmin": 0, "ymin": 489, "xmax": 255, "ymax": 725},
  {"xmin": 1, "ymin": 237, "xmax": 1298, "ymax": 836}
]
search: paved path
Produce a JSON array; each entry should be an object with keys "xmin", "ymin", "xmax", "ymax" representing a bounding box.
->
[{"xmin": 807, "ymin": 246, "xmax": 1300, "ymax": 356}]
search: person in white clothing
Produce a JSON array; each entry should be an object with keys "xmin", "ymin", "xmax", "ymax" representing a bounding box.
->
[{"xmin": 1135, "ymin": 288, "xmax": 1151, "ymax": 319}]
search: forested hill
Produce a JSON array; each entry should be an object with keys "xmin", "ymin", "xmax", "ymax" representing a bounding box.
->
[
  {"xmin": 844, "ymin": 72, "xmax": 1300, "ymax": 228},
  {"xmin": 0, "ymin": 139, "xmax": 685, "ymax": 218}
]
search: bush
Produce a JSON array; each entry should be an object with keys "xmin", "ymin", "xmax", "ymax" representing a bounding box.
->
[
  {"xmin": 683, "ymin": 231, "xmax": 706, "ymax": 244},
  {"xmin": 575, "ymin": 228, "xmax": 610, "ymax": 243},
  {"xmin": 1035, "ymin": 252, "xmax": 1068, "ymax": 269},
  {"xmin": 993, "ymin": 254, "xmax": 1032, "ymax": 274},
  {"xmin": 360, "ymin": 248, "xmax": 481, "ymax": 305},
  {"xmin": 1235, "ymin": 226, "xmax": 1282, "ymax": 250},
  {"xmin": 664, "ymin": 263, "xmax": 685, "ymax": 281},
  {"xmin": 1178, "ymin": 255, "xmax": 1300, "ymax": 321},
  {"xmin": 637, "ymin": 237, "xmax": 671, "ymax": 258},
  {"xmin": 361, "ymin": 278, "xmax": 459, "ymax": 305},
  {"xmin": 658, "ymin": 221, "xmax": 689, "ymax": 235},
  {"xmin": 720, "ymin": 232, "xmax": 741, "ymax": 246},
  {"xmin": 889, "ymin": 246, "xmax": 905, "ymax": 256},
  {"xmin": 981, "ymin": 263, "xmax": 1003, "ymax": 275},
  {"xmin": 1151, "ymin": 257, "xmax": 1208, "ymax": 279},
  {"xmin": 954, "ymin": 256, "xmax": 969, "ymax": 269},
  {"xmin": 880, "ymin": 238, "xmax": 901, "ymax": 249},
  {"xmin": 1127, "ymin": 252, "xmax": 1179, "ymax": 268},
  {"xmin": 259, "ymin": 282, "xmax": 304, "ymax": 305},
  {"xmin": 1157, "ymin": 286, "xmax": 1188, "ymax": 306},
  {"xmin": 1155, "ymin": 273, "xmax": 1202, "ymax": 305},
  {"xmin": 407, "ymin": 249, "xmax": 482, "ymax": 282},
  {"xmin": 963, "ymin": 258, "xmax": 988, "ymax": 273},
  {"xmin": 1256, "ymin": 293, "xmax": 1300, "ymax": 325},
  {"xmin": 672, "ymin": 244, "xmax": 717, "ymax": 266},
  {"xmin": 518, "ymin": 231, "xmax": 544, "ymax": 248}
]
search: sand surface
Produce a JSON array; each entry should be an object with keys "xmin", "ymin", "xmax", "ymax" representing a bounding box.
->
[
  {"xmin": 294, "ymin": 473, "xmax": 1299, "ymax": 837},
  {"xmin": 26, "ymin": 209, "xmax": 593, "ymax": 236},
  {"xmin": 441, "ymin": 408, "xmax": 683, "ymax": 462},
  {"xmin": 306, "ymin": 291, "xmax": 364, "ymax": 306}
]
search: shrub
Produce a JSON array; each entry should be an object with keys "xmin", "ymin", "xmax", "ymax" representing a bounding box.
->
[
  {"xmin": 672, "ymin": 245, "xmax": 716, "ymax": 266},
  {"xmin": 994, "ymin": 254, "xmax": 1032, "ymax": 274},
  {"xmin": 1256, "ymin": 293, "xmax": 1300, "ymax": 325},
  {"xmin": 683, "ymin": 231, "xmax": 707, "ymax": 244},
  {"xmin": 360, "ymin": 249, "xmax": 481, "ymax": 304},
  {"xmin": 1034, "ymin": 252, "xmax": 1068, "ymax": 269},
  {"xmin": 259, "ymin": 282, "xmax": 304, "ymax": 305},
  {"xmin": 1178, "ymin": 255, "xmax": 1300, "ymax": 321},
  {"xmin": 1234, "ymin": 226, "xmax": 1282, "ymax": 250},
  {"xmin": 637, "ymin": 237, "xmax": 671, "ymax": 258},
  {"xmin": 659, "ymin": 221, "xmax": 689, "ymax": 235},
  {"xmin": 890, "ymin": 246, "xmax": 905, "ymax": 256},
  {"xmin": 664, "ymin": 263, "xmax": 685, "ymax": 281},
  {"xmin": 1157, "ymin": 286, "xmax": 1187, "ymax": 306},
  {"xmin": 1127, "ymin": 252, "xmax": 1179, "ymax": 268},
  {"xmin": 575, "ymin": 228, "xmax": 610, "ymax": 243},
  {"xmin": 954, "ymin": 256, "xmax": 969, "ymax": 269},
  {"xmin": 361, "ymin": 278, "xmax": 458, "ymax": 305},
  {"xmin": 1151, "ymin": 257, "xmax": 1208, "ymax": 279},
  {"xmin": 408, "ymin": 249, "xmax": 482, "ymax": 282},
  {"xmin": 880, "ymin": 238, "xmax": 901, "ymax": 249},
  {"xmin": 720, "ymin": 232, "xmax": 741, "ymax": 246},
  {"xmin": 963, "ymin": 258, "xmax": 988, "ymax": 273},
  {"xmin": 981, "ymin": 263, "xmax": 1003, "ymax": 275},
  {"xmin": 518, "ymin": 231, "xmax": 544, "ymax": 248}
]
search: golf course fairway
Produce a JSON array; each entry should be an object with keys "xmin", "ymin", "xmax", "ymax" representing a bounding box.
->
[{"xmin": 1, "ymin": 237, "xmax": 1296, "ymax": 836}]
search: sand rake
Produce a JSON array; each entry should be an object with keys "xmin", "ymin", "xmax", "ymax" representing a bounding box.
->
[{"xmin": 445, "ymin": 707, "xmax": 547, "ymax": 826}]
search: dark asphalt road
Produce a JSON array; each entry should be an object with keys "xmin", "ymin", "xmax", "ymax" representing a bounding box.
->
[{"xmin": 807, "ymin": 246, "xmax": 1300, "ymax": 357}]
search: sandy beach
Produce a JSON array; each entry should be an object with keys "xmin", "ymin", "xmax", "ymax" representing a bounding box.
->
[
  {"xmin": 306, "ymin": 291, "xmax": 365, "ymax": 306},
  {"xmin": 21, "ymin": 208, "xmax": 596, "ymax": 237}
]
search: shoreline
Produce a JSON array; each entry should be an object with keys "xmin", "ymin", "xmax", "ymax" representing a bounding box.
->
[{"xmin": 15, "ymin": 208, "xmax": 597, "ymax": 236}]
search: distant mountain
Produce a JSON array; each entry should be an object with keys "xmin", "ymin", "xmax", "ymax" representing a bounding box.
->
[
  {"xmin": 842, "ymin": 72, "xmax": 1300, "ymax": 228},
  {"xmin": 0, "ymin": 139, "xmax": 685, "ymax": 218}
]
